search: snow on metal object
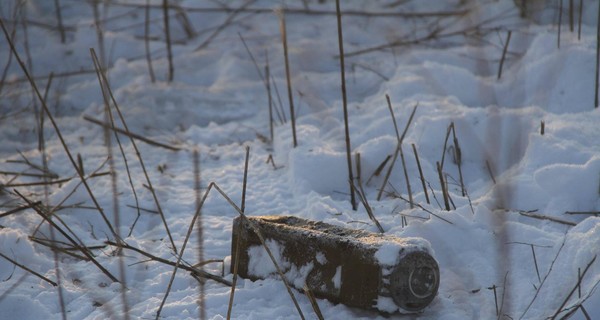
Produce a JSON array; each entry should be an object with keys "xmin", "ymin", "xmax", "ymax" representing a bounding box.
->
[{"xmin": 231, "ymin": 215, "xmax": 440, "ymax": 313}]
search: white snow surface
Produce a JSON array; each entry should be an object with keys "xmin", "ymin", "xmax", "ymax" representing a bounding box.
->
[{"xmin": 1, "ymin": 0, "xmax": 600, "ymax": 319}]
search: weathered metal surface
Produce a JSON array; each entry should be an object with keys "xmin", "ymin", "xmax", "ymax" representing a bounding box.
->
[{"xmin": 231, "ymin": 215, "xmax": 439, "ymax": 313}]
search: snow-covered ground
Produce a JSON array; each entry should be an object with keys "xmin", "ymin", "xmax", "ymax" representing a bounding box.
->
[{"xmin": 1, "ymin": 0, "xmax": 599, "ymax": 319}]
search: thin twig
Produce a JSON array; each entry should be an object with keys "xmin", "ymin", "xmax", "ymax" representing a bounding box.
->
[
  {"xmin": 437, "ymin": 162, "xmax": 451, "ymax": 211},
  {"xmin": 53, "ymin": 0, "xmax": 66, "ymax": 43},
  {"xmin": 595, "ymin": 0, "xmax": 600, "ymax": 108},
  {"xmin": 412, "ymin": 144, "xmax": 430, "ymax": 204},
  {"xmin": 163, "ymin": 0, "xmax": 174, "ymax": 82},
  {"xmin": 386, "ymin": 189, "xmax": 453, "ymax": 224},
  {"xmin": 336, "ymin": 0, "xmax": 356, "ymax": 210},
  {"xmin": 518, "ymin": 211, "xmax": 576, "ymax": 226},
  {"xmin": 105, "ymin": 241, "xmax": 231, "ymax": 286},
  {"xmin": 83, "ymin": 115, "xmax": 180, "ymax": 151},
  {"xmin": 532, "ymin": 244, "xmax": 541, "ymax": 283},
  {"xmin": 377, "ymin": 100, "xmax": 418, "ymax": 200},
  {"xmin": 195, "ymin": 0, "xmax": 256, "ymax": 52},
  {"xmin": 144, "ymin": 0, "xmax": 156, "ymax": 82},
  {"xmin": 97, "ymin": 55, "xmax": 130, "ymax": 318},
  {"xmin": 0, "ymin": 19, "xmax": 120, "ymax": 241},
  {"xmin": 519, "ymin": 240, "xmax": 566, "ymax": 319},
  {"xmin": 558, "ymin": 0, "xmax": 563, "ymax": 49},
  {"xmin": 90, "ymin": 49, "xmax": 177, "ymax": 252},
  {"xmin": 227, "ymin": 146, "xmax": 250, "ymax": 319},
  {"xmin": 193, "ymin": 149, "xmax": 206, "ymax": 320},
  {"xmin": 278, "ymin": 9, "xmax": 297, "ymax": 147},
  {"xmin": 303, "ymin": 285, "xmax": 325, "ymax": 320},
  {"xmin": 0, "ymin": 251, "xmax": 57, "ymax": 287},
  {"xmin": 486, "ymin": 159, "xmax": 497, "ymax": 184},
  {"xmin": 497, "ymin": 30, "xmax": 512, "ymax": 80},
  {"xmin": 15, "ymin": 190, "xmax": 119, "ymax": 283},
  {"xmin": 550, "ymin": 256, "xmax": 597, "ymax": 319},
  {"xmin": 578, "ymin": 0, "xmax": 583, "ymax": 40},
  {"xmin": 111, "ymin": 2, "xmax": 469, "ymax": 18},
  {"xmin": 399, "ymin": 145, "xmax": 414, "ymax": 209}
]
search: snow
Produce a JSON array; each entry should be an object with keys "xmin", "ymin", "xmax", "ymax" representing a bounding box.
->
[{"xmin": 1, "ymin": 0, "xmax": 600, "ymax": 319}]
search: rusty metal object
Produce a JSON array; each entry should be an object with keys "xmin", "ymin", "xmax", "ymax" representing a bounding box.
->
[{"xmin": 231, "ymin": 215, "xmax": 439, "ymax": 313}]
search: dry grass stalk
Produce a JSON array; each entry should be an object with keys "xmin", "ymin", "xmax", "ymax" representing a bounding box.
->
[
  {"xmin": 569, "ymin": 0, "xmax": 575, "ymax": 32},
  {"xmin": 541, "ymin": 120, "xmax": 545, "ymax": 135},
  {"xmin": 54, "ymin": 0, "xmax": 66, "ymax": 43},
  {"xmin": 497, "ymin": 272, "xmax": 509, "ymax": 320},
  {"xmin": 96, "ymin": 57, "xmax": 130, "ymax": 319},
  {"xmin": 520, "ymin": 240, "xmax": 566, "ymax": 319},
  {"xmin": 351, "ymin": 154, "xmax": 385, "ymax": 233},
  {"xmin": 36, "ymin": 69, "xmax": 65, "ymax": 320},
  {"xmin": 558, "ymin": 0, "xmax": 563, "ymax": 49},
  {"xmin": 0, "ymin": 274, "xmax": 28, "ymax": 304},
  {"xmin": 144, "ymin": 0, "xmax": 156, "ymax": 82},
  {"xmin": 578, "ymin": 0, "xmax": 583, "ymax": 40},
  {"xmin": 39, "ymin": 72, "xmax": 54, "ymax": 153},
  {"xmin": 377, "ymin": 98, "xmax": 418, "ymax": 200},
  {"xmin": 497, "ymin": 30, "xmax": 512, "ymax": 80},
  {"xmin": 303, "ymin": 284, "xmax": 325, "ymax": 320},
  {"xmin": 385, "ymin": 188, "xmax": 453, "ymax": 224},
  {"xmin": 193, "ymin": 150, "xmax": 206, "ymax": 320},
  {"xmin": 83, "ymin": 115, "xmax": 181, "ymax": 151},
  {"xmin": 31, "ymin": 158, "xmax": 110, "ymax": 237},
  {"xmin": 163, "ymin": 0, "xmax": 174, "ymax": 82},
  {"xmin": 92, "ymin": 0, "xmax": 106, "ymax": 68},
  {"xmin": 270, "ymin": 73, "xmax": 287, "ymax": 123},
  {"xmin": 365, "ymin": 154, "xmax": 391, "ymax": 185},
  {"xmin": 28, "ymin": 236, "xmax": 98, "ymax": 261},
  {"xmin": 150, "ymin": 179, "xmax": 306, "ymax": 319},
  {"xmin": 173, "ymin": 3, "xmax": 195, "ymax": 39},
  {"xmin": 0, "ymin": 202, "xmax": 39, "ymax": 218},
  {"xmin": 0, "ymin": 17, "xmax": 17, "ymax": 93},
  {"xmin": 530, "ymin": 245, "xmax": 541, "ymax": 283},
  {"xmin": 0, "ymin": 251, "xmax": 57, "ymax": 286},
  {"xmin": 266, "ymin": 63, "xmax": 274, "ymax": 142},
  {"xmin": 227, "ymin": 146, "xmax": 250, "ymax": 320},
  {"xmin": 237, "ymin": 33, "xmax": 277, "ymax": 139},
  {"xmin": 114, "ymin": 2, "xmax": 468, "ymax": 18},
  {"xmin": 105, "ymin": 240, "xmax": 231, "ymax": 286},
  {"xmin": 596, "ymin": 0, "xmax": 600, "ymax": 108},
  {"xmin": 278, "ymin": 9, "xmax": 298, "ymax": 148},
  {"xmin": 156, "ymin": 147, "xmax": 232, "ymax": 319},
  {"xmin": 565, "ymin": 211, "xmax": 600, "ymax": 215},
  {"xmin": 195, "ymin": 0, "xmax": 256, "ymax": 52},
  {"xmin": 491, "ymin": 284, "xmax": 499, "ymax": 316},
  {"xmin": 450, "ymin": 125, "xmax": 466, "ymax": 197},
  {"xmin": 518, "ymin": 210, "xmax": 576, "ymax": 226},
  {"xmin": 550, "ymin": 256, "xmax": 596, "ymax": 319},
  {"xmin": 336, "ymin": 0, "xmax": 357, "ymax": 210},
  {"xmin": 0, "ymin": 19, "xmax": 120, "ymax": 241},
  {"xmin": 89, "ymin": 48, "xmax": 178, "ymax": 252},
  {"xmin": 15, "ymin": 190, "xmax": 119, "ymax": 283},
  {"xmin": 486, "ymin": 159, "xmax": 497, "ymax": 184},
  {"xmin": 399, "ymin": 145, "xmax": 414, "ymax": 209},
  {"xmin": 412, "ymin": 144, "xmax": 430, "ymax": 204},
  {"xmin": 436, "ymin": 162, "xmax": 451, "ymax": 211}
]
